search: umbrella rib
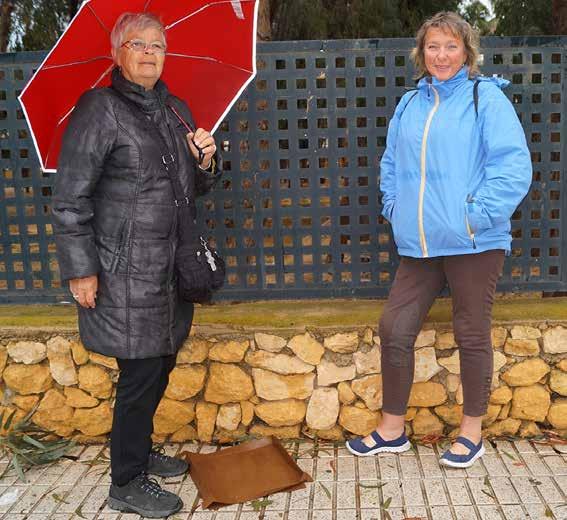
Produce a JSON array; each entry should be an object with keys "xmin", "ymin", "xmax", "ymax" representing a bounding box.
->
[
  {"xmin": 144, "ymin": 0, "xmax": 154, "ymax": 11},
  {"xmin": 166, "ymin": 53, "xmax": 252, "ymax": 74},
  {"xmin": 165, "ymin": 0, "xmax": 257, "ymax": 30},
  {"xmin": 42, "ymin": 56, "xmax": 113, "ymax": 71},
  {"xmin": 86, "ymin": 3, "xmax": 111, "ymax": 34}
]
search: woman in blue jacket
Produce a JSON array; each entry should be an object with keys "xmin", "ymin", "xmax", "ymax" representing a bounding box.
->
[{"xmin": 346, "ymin": 11, "xmax": 532, "ymax": 467}]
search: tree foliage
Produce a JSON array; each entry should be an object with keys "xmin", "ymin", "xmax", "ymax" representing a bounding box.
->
[
  {"xmin": 0, "ymin": 0, "xmax": 563, "ymax": 52},
  {"xmin": 492, "ymin": 0, "xmax": 553, "ymax": 36}
]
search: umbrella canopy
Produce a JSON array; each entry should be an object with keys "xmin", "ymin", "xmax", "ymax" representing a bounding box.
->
[{"xmin": 18, "ymin": 0, "xmax": 259, "ymax": 172}]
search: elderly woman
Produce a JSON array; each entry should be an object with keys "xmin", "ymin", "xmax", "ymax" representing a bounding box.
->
[
  {"xmin": 346, "ymin": 12, "xmax": 531, "ymax": 467},
  {"xmin": 52, "ymin": 12, "xmax": 219, "ymax": 517}
]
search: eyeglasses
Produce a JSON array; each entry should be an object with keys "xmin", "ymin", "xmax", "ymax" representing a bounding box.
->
[{"xmin": 121, "ymin": 39, "xmax": 167, "ymax": 55}]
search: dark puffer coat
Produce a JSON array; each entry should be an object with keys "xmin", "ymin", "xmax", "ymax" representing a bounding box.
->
[{"xmin": 52, "ymin": 69, "xmax": 220, "ymax": 359}]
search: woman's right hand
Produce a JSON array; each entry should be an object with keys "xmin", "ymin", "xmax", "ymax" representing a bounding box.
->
[{"xmin": 69, "ymin": 276, "xmax": 98, "ymax": 309}]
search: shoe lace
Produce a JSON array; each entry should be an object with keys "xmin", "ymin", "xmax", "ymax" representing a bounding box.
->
[
  {"xmin": 134, "ymin": 472, "xmax": 167, "ymax": 498},
  {"xmin": 150, "ymin": 447, "xmax": 171, "ymax": 462}
]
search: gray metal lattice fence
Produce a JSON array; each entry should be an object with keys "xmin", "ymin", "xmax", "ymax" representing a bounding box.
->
[{"xmin": 0, "ymin": 38, "xmax": 565, "ymax": 303}]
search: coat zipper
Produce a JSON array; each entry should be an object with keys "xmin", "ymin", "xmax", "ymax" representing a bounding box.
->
[{"xmin": 418, "ymin": 84, "xmax": 440, "ymax": 258}]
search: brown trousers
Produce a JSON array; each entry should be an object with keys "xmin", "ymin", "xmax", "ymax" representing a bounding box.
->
[{"xmin": 379, "ymin": 250, "xmax": 505, "ymax": 417}]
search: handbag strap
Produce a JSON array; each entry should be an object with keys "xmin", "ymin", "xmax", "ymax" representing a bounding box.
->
[{"xmin": 109, "ymin": 87, "xmax": 193, "ymax": 209}]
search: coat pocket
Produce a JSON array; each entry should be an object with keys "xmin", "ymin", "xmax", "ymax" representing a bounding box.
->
[
  {"xmin": 109, "ymin": 220, "xmax": 128, "ymax": 274},
  {"xmin": 464, "ymin": 198, "xmax": 477, "ymax": 250}
]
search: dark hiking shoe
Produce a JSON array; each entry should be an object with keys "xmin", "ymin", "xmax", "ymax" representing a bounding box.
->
[
  {"xmin": 147, "ymin": 447, "xmax": 189, "ymax": 478},
  {"xmin": 108, "ymin": 472, "xmax": 182, "ymax": 518}
]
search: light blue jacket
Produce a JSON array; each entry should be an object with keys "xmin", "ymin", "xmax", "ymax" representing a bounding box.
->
[{"xmin": 380, "ymin": 66, "xmax": 532, "ymax": 258}]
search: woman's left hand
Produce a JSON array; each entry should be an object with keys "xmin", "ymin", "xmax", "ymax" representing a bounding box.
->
[{"xmin": 187, "ymin": 129, "xmax": 216, "ymax": 169}]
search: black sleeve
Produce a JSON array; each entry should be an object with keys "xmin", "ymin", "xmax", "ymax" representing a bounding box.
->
[
  {"xmin": 51, "ymin": 90, "xmax": 117, "ymax": 281},
  {"xmin": 169, "ymin": 96, "xmax": 223, "ymax": 197}
]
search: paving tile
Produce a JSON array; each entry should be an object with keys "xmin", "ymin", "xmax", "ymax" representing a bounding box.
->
[
  {"xmin": 8, "ymin": 485, "xmax": 50, "ymax": 515},
  {"xmin": 480, "ymin": 454, "xmax": 509, "ymax": 477},
  {"xmin": 358, "ymin": 480, "xmax": 385, "ymax": 509},
  {"xmin": 500, "ymin": 505, "xmax": 530, "ymax": 520},
  {"xmin": 523, "ymin": 503, "xmax": 562, "ymax": 520},
  {"xmin": 476, "ymin": 505, "xmax": 506, "ymax": 519},
  {"xmin": 286, "ymin": 511, "xmax": 309, "ymax": 520},
  {"xmin": 453, "ymin": 505, "xmax": 480, "ymax": 519},
  {"xmin": 315, "ymin": 458, "xmax": 335, "ymax": 481},
  {"xmin": 400, "ymin": 480, "xmax": 425, "ymax": 507},
  {"xmin": 428, "ymin": 505, "xmax": 453, "ymax": 519},
  {"xmin": 417, "ymin": 455, "xmax": 443, "ymax": 478},
  {"xmin": 402, "ymin": 505, "xmax": 428, "ymax": 519},
  {"xmin": 264, "ymin": 491, "xmax": 289, "ymax": 511},
  {"xmin": 80, "ymin": 485, "xmax": 109, "ymax": 513},
  {"xmin": 32, "ymin": 485, "xmax": 73, "ymax": 516},
  {"xmin": 312, "ymin": 510, "xmax": 333, "ymax": 520},
  {"xmin": 513, "ymin": 441, "xmax": 535, "ymax": 453},
  {"xmin": 335, "ymin": 480, "xmax": 356, "ymax": 509},
  {"xmin": 0, "ymin": 486, "xmax": 26, "ymax": 513},
  {"xmin": 312, "ymin": 481, "xmax": 333, "ymax": 509},
  {"xmin": 423, "ymin": 478, "xmax": 449, "ymax": 506},
  {"xmin": 518, "ymin": 453, "xmax": 552, "ymax": 476},
  {"xmin": 445, "ymin": 478, "xmax": 472, "ymax": 505},
  {"xmin": 398, "ymin": 454, "xmax": 421, "ymax": 479},
  {"xmin": 335, "ymin": 509, "xmax": 358, "ymax": 520},
  {"xmin": 360, "ymin": 508, "xmax": 383, "ymax": 520},
  {"xmin": 215, "ymin": 512, "xmax": 240, "ymax": 520},
  {"xmin": 467, "ymin": 478, "xmax": 498, "ymax": 505},
  {"xmin": 379, "ymin": 480, "xmax": 402, "ymax": 508},
  {"xmin": 487, "ymin": 477, "xmax": 520, "ymax": 504},
  {"xmin": 542, "ymin": 455, "xmax": 567, "ymax": 475},
  {"xmin": 357, "ymin": 457, "xmax": 377, "ymax": 480},
  {"xmin": 288, "ymin": 482, "xmax": 312, "ymax": 510},
  {"xmin": 56, "ymin": 485, "xmax": 96, "ymax": 514},
  {"xmin": 337, "ymin": 457, "xmax": 356, "ymax": 481},
  {"xmin": 508, "ymin": 476, "xmax": 542, "ymax": 504},
  {"xmin": 376, "ymin": 455, "xmax": 399, "ymax": 480}
]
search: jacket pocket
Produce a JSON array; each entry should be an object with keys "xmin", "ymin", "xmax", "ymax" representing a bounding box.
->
[
  {"xmin": 464, "ymin": 198, "xmax": 477, "ymax": 250},
  {"xmin": 109, "ymin": 220, "xmax": 128, "ymax": 274}
]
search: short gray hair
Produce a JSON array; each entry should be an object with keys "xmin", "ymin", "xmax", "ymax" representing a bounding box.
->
[{"xmin": 110, "ymin": 12, "xmax": 166, "ymax": 59}]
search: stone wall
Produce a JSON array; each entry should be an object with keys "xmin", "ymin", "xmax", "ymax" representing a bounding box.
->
[{"xmin": 0, "ymin": 323, "xmax": 566, "ymax": 444}]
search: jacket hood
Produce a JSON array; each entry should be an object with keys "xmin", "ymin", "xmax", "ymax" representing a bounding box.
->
[{"xmin": 417, "ymin": 66, "xmax": 510, "ymax": 98}]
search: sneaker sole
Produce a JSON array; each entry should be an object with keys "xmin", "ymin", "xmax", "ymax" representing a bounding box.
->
[
  {"xmin": 147, "ymin": 465, "xmax": 189, "ymax": 478},
  {"xmin": 107, "ymin": 496, "xmax": 182, "ymax": 518},
  {"xmin": 345, "ymin": 440, "xmax": 412, "ymax": 457},
  {"xmin": 439, "ymin": 445, "xmax": 485, "ymax": 469}
]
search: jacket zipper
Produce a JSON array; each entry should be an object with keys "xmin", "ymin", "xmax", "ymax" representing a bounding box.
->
[{"xmin": 418, "ymin": 84, "xmax": 440, "ymax": 258}]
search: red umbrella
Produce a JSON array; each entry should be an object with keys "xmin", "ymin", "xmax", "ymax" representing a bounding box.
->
[{"xmin": 18, "ymin": 0, "xmax": 259, "ymax": 172}]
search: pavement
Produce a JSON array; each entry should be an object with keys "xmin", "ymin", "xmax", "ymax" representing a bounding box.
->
[{"xmin": 0, "ymin": 438, "xmax": 566, "ymax": 520}]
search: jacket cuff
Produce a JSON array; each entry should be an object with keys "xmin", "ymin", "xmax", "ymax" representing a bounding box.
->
[
  {"xmin": 381, "ymin": 200, "xmax": 395, "ymax": 222},
  {"xmin": 55, "ymin": 235, "xmax": 101, "ymax": 282},
  {"xmin": 466, "ymin": 200, "xmax": 492, "ymax": 232}
]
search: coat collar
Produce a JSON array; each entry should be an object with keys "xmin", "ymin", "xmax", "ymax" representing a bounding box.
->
[
  {"xmin": 417, "ymin": 66, "xmax": 471, "ymax": 98},
  {"xmin": 111, "ymin": 67, "xmax": 169, "ymax": 112}
]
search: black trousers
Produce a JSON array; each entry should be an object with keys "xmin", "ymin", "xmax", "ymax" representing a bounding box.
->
[{"xmin": 110, "ymin": 354, "xmax": 177, "ymax": 486}]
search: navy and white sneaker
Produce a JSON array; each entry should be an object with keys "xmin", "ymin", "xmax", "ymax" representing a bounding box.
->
[
  {"xmin": 439, "ymin": 436, "xmax": 485, "ymax": 468},
  {"xmin": 346, "ymin": 430, "xmax": 412, "ymax": 456}
]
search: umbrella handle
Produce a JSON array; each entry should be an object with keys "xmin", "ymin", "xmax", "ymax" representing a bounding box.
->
[{"xmin": 168, "ymin": 104, "xmax": 205, "ymax": 165}]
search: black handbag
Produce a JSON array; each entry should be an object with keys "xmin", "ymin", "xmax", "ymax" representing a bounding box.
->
[{"xmin": 111, "ymin": 87, "xmax": 225, "ymax": 303}]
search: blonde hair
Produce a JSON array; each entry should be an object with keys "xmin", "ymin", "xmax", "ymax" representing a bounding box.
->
[
  {"xmin": 411, "ymin": 11, "xmax": 480, "ymax": 79},
  {"xmin": 111, "ymin": 12, "xmax": 166, "ymax": 61}
]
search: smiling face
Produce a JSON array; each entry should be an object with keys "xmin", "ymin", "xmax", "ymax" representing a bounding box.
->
[
  {"xmin": 423, "ymin": 26, "xmax": 467, "ymax": 82},
  {"xmin": 116, "ymin": 26, "xmax": 166, "ymax": 90}
]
